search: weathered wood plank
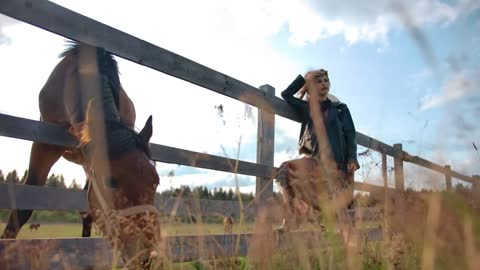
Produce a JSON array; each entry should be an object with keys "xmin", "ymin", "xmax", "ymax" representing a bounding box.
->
[
  {"xmin": 403, "ymin": 154, "xmax": 447, "ymax": 174},
  {"xmin": 356, "ymin": 133, "xmax": 396, "ymax": 156},
  {"xmin": 0, "ymin": 229, "xmax": 382, "ymax": 269},
  {"xmin": 0, "ymin": 237, "xmax": 113, "ymax": 270},
  {"xmin": 0, "ymin": 183, "xmax": 257, "ymax": 217},
  {"xmin": 0, "ymin": 183, "xmax": 87, "ymax": 211},
  {"xmin": 1, "ymin": 183, "xmax": 382, "ymax": 224},
  {"xmin": 0, "ymin": 113, "xmax": 77, "ymax": 147},
  {"xmin": 404, "ymin": 154, "xmax": 474, "ymax": 183},
  {"xmin": 445, "ymin": 165, "xmax": 452, "ymax": 192},
  {"xmin": 150, "ymin": 144, "xmax": 277, "ymax": 179},
  {"xmin": 451, "ymin": 171, "xmax": 474, "ymax": 183},
  {"xmin": 256, "ymin": 85, "xmax": 275, "ymax": 204},
  {"xmin": 393, "ymin": 144, "xmax": 404, "ymax": 190},
  {"xmin": 381, "ymin": 153, "xmax": 388, "ymax": 189},
  {"xmin": 0, "ymin": 113, "xmax": 277, "ymax": 178}
]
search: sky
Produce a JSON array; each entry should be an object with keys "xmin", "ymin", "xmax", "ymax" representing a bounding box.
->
[{"xmin": 0, "ymin": 0, "xmax": 479, "ymax": 193}]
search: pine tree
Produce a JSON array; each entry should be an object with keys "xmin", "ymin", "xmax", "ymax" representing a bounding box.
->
[
  {"xmin": 47, "ymin": 173, "xmax": 59, "ymax": 187},
  {"xmin": 0, "ymin": 170, "xmax": 5, "ymax": 183},
  {"xmin": 202, "ymin": 186, "xmax": 210, "ymax": 199},
  {"xmin": 58, "ymin": 175, "xmax": 66, "ymax": 188},
  {"xmin": 20, "ymin": 170, "xmax": 28, "ymax": 184},
  {"xmin": 6, "ymin": 170, "xmax": 19, "ymax": 184},
  {"xmin": 69, "ymin": 179, "xmax": 82, "ymax": 190},
  {"xmin": 227, "ymin": 188, "xmax": 234, "ymax": 200}
]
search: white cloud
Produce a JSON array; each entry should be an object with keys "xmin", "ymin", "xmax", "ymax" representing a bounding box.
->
[
  {"xmin": 289, "ymin": 0, "xmax": 479, "ymax": 46},
  {"xmin": 50, "ymin": 0, "xmax": 480, "ymax": 50},
  {"xmin": 420, "ymin": 69, "xmax": 480, "ymax": 110},
  {"xmin": 0, "ymin": 14, "xmax": 18, "ymax": 45}
]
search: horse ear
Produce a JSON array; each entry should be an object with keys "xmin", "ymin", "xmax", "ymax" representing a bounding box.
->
[{"xmin": 139, "ymin": 115, "xmax": 153, "ymax": 144}]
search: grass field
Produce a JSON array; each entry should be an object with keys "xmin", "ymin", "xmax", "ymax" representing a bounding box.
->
[
  {"xmin": 2, "ymin": 190, "xmax": 480, "ymax": 269},
  {"xmin": 0, "ymin": 222, "xmax": 259, "ymax": 238}
]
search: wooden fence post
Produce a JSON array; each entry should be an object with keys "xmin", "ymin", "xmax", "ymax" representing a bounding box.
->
[
  {"xmin": 256, "ymin": 85, "xmax": 275, "ymax": 206},
  {"xmin": 445, "ymin": 165, "xmax": 452, "ymax": 192},
  {"xmin": 472, "ymin": 175, "xmax": 480, "ymax": 195},
  {"xmin": 393, "ymin": 143, "xmax": 404, "ymax": 190},
  {"xmin": 381, "ymin": 152, "xmax": 388, "ymax": 189}
]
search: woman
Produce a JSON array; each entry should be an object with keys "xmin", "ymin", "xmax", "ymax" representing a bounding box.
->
[{"xmin": 276, "ymin": 68, "xmax": 360, "ymax": 232}]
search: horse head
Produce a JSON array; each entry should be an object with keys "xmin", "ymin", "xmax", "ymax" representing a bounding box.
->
[{"xmin": 68, "ymin": 43, "xmax": 163, "ymax": 267}]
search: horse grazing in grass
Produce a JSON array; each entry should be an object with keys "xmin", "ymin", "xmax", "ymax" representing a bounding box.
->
[
  {"xmin": 1, "ymin": 42, "xmax": 161, "ymax": 268},
  {"xmin": 28, "ymin": 223, "xmax": 40, "ymax": 231}
]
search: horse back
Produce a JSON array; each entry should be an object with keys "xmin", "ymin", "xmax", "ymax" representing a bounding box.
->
[{"xmin": 38, "ymin": 52, "xmax": 136, "ymax": 128}]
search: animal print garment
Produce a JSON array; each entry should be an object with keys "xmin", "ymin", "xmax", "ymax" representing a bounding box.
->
[{"xmin": 275, "ymin": 156, "xmax": 354, "ymax": 211}]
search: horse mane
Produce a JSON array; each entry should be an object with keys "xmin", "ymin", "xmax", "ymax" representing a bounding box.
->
[
  {"xmin": 61, "ymin": 41, "xmax": 149, "ymax": 159},
  {"xmin": 60, "ymin": 41, "xmax": 121, "ymax": 109}
]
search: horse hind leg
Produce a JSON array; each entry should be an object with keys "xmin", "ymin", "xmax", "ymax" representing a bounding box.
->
[{"xmin": 1, "ymin": 142, "xmax": 64, "ymax": 239}]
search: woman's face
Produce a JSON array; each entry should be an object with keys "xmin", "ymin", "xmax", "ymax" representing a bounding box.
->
[{"xmin": 312, "ymin": 72, "xmax": 330, "ymax": 97}]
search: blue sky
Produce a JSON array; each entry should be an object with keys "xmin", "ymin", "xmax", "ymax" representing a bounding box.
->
[{"xmin": 0, "ymin": 0, "xmax": 479, "ymax": 193}]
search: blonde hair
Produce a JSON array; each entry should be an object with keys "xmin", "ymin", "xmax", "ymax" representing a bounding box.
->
[{"xmin": 297, "ymin": 69, "xmax": 329, "ymax": 100}]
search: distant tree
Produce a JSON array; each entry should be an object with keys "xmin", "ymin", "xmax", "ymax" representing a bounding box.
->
[
  {"xmin": 454, "ymin": 183, "xmax": 470, "ymax": 194},
  {"xmin": 58, "ymin": 175, "xmax": 66, "ymax": 189},
  {"xmin": 227, "ymin": 188, "xmax": 234, "ymax": 200},
  {"xmin": 201, "ymin": 186, "xmax": 210, "ymax": 199},
  {"xmin": 47, "ymin": 173, "xmax": 57, "ymax": 187},
  {"xmin": 69, "ymin": 178, "xmax": 82, "ymax": 190},
  {"xmin": 216, "ymin": 187, "xmax": 228, "ymax": 200},
  {"xmin": 47, "ymin": 173, "xmax": 66, "ymax": 188},
  {"xmin": 5, "ymin": 170, "xmax": 20, "ymax": 184},
  {"xmin": 0, "ymin": 169, "xmax": 5, "ymax": 183},
  {"xmin": 20, "ymin": 169, "xmax": 28, "ymax": 184},
  {"xmin": 158, "ymin": 185, "xmax": 256, "ymax": 201},
  {"xmin": 241, "ymin": 192, "xmax": 254, "ymax": 202}
]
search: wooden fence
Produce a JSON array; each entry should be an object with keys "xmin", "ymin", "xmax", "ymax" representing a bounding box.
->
[{"xmin": 0, "ymin": 0, "xmax": 479, "ymax": 269}]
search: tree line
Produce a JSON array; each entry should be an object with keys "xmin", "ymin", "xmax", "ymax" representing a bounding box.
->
[
  {"xmin": 0, "ymin": 169, "xmax": 254, "ymax": 201},
  {"xmin": 0, "ymin": 169, "xmax": 82, "ymax": 189},
  {"xmin": 159, "ymin": 185, "xmax": 255, "ymax": 201}
]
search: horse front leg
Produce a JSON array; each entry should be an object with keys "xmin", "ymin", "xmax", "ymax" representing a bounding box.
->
[
  {"xmin": 80, "ymin": 179, "xmax": 93, "ymax": 237},
  {"xmin": 1, "ymin": 142, "xmax": 64, "ymax": 239}
]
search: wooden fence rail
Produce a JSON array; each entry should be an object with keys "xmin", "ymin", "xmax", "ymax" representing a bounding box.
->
[
  {"xmin": 0, "ymin": 183, "xmax": 384, "ymax": 222},
  {"xmin": 0, "ymin": 229, "xmax": 383, "ymax": 270},
  {"xmin": 0, "ymin": 0, "xmax": 478, "ymax": 267}
]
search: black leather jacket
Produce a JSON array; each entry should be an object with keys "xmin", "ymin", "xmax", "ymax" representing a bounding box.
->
[{"xmin": 281, "ymin": 75, "xmax": 359, "ymax": 172}]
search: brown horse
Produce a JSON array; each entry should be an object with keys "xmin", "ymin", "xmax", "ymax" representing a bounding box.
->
[
  {"xmin": 223, "ymin": 214, "xmax": 234, "ymax": 234},
  {"xmin": 1, "ymin": 42, "xmax": 161, "ymax": 267},
  {"xmin": 28, "ymin": 223, "xmax": 40, "ymax": 231}
]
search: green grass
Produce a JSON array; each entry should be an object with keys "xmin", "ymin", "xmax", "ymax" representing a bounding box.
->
[
  {"xmin": 0, "ymin": 222, "xmax": 259, "ymax": 238},
  {"xmin": 0, "ymin": 222, "xmax": 359, "ymax": 239},
  {"xmin": 0, "ymin": 223, "xmax": 87, "ymax": 238}
]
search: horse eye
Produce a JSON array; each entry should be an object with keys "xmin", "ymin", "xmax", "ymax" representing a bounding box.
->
[{"xmin": 107, "ymin": 177, "xmax": 119, "ymax": 188}]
